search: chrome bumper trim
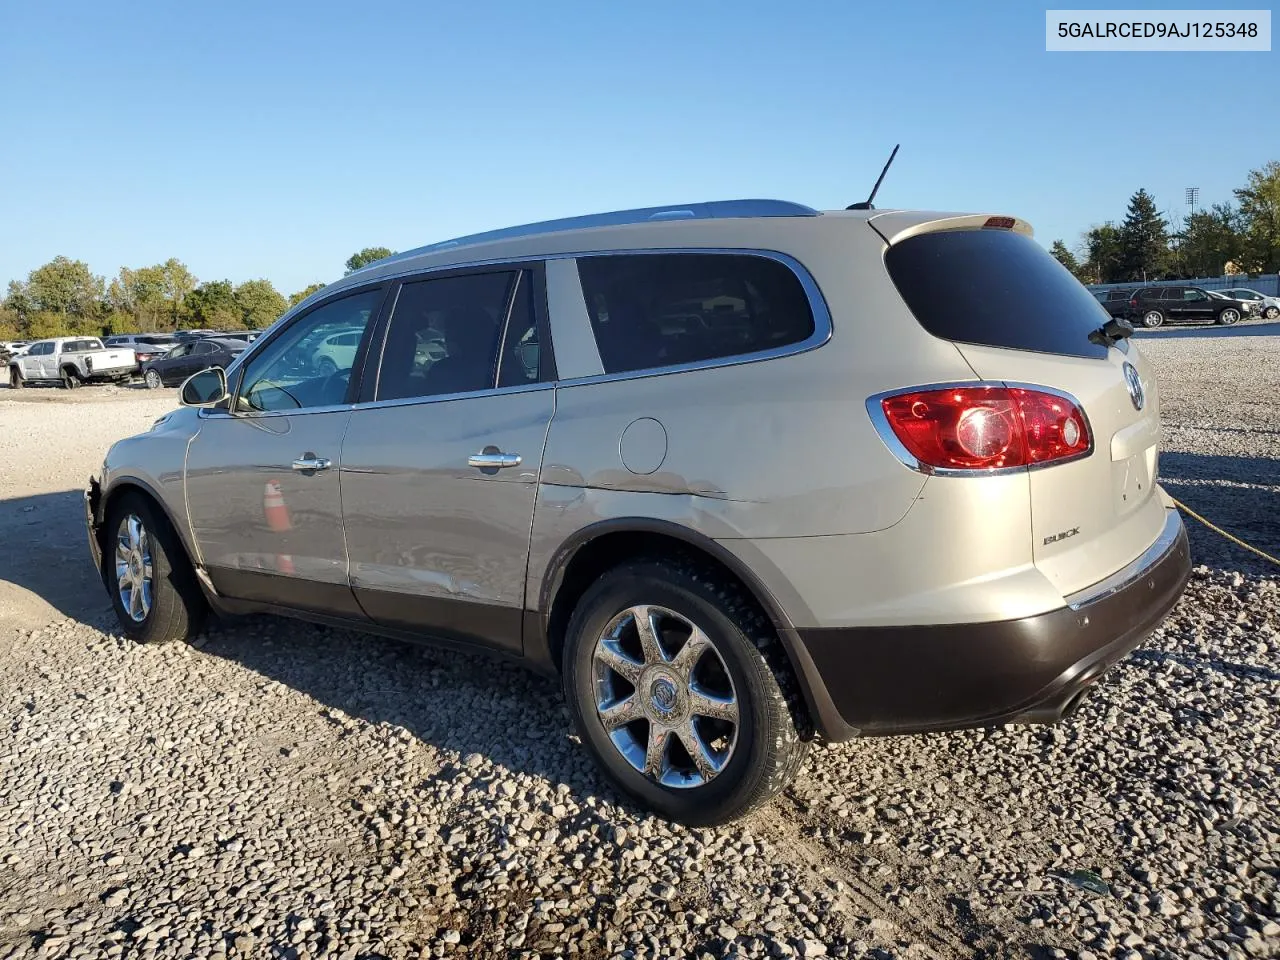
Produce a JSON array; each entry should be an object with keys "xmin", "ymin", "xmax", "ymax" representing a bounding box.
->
[{"xmin": 1065, "ymin": 508, "xmax": 1184, "ymax": 610}]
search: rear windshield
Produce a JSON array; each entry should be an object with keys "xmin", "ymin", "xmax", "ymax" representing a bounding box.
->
[{"xmin": 884, "ymin": 229, "xmax": 1109, "ymax": 360}]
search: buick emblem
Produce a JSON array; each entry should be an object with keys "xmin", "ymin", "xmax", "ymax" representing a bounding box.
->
[
  {"xmin": 650, "ymin": 677, "xmax": 678, "ymax": 715},
  {"xmin": 1123, "ymin": 362, "xmax": 1145, "ymax": 411}
]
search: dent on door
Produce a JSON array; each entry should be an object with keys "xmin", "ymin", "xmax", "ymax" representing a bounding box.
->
[{"xmin": 340, "ymin": 389, "xmax": 554, "ymax": 653}]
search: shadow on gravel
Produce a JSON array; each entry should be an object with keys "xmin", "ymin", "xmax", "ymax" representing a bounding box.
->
[
  {"xmin": 1129, "ymin": 648, "xmax": 1280, "ymax": 684},
  {"xmin": 196, "ymin": 614, "xmax": 624, "ymax": 808},
  {"xmin": 0, "ymin": 490, "xmax": 109, "ymax": 629},
  {"xmin": 1158, "ymin": 451, "xmax": 1280, "ymax": 577},
  {"xmin": 1135, "ymin": 319, "xmax": 1280, "ymax": 340}
]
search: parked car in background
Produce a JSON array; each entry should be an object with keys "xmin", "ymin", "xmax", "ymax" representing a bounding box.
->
[
  {"xmin": 1094, "ymin": 288, "xmax": 1135, "ymax": 319},
  {"xmin": 105, "ymin": 334, "xmax": 180, "ymax": 373},
  {"xmin": 86, "ymin": 199, "xmax": 1191, "ymax": 825},
  {"xmin": 1127, "ymin": 286, "xmax": 1248, "ymax": 327},
  {"xmin": 173, "ymin": 328, "xmax": 216, "ymax": 342},
  {"xmin": 1217, "ymin": 287, "xmax": 1279, "ymax": 320},
  {"xmin": 9, "ymin": 337, "xmax": 136, "ymax": 388},
  {"xmin": 215, "ymin": 330, "xmax": 263, "ymax": 343},
  {"xmin": 311, "ymin": 328, "xmax": 364, "ymax": 375},
  {"xmin": 141, "ymin": 337, "xmax": 246, "ymax": 388}
]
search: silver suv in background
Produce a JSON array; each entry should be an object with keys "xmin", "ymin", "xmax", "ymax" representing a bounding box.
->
[{"xmin": 86, "ymin": 200, "xmax": 1191, "ymax": 824}]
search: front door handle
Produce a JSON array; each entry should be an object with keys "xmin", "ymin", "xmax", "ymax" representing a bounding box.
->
[
  {"xmin": 292, "ymin": 454, "xmax": 332, "ymax": 472},
  {"xmin": 467, "ymin": 452, "xmax": 522, "ymax": 469}
]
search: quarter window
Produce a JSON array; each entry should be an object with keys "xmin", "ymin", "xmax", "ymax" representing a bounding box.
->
[
  {"xmin": 577, "ymin": 254, "xmax": 816, "ymax": 375},
  {"xmin": 235, "ymin": 289, "xmax": 382, "ymax": 413},
  {"xmin": 375, "ymin": 271, "xmax": 518, "ymax": 402}
]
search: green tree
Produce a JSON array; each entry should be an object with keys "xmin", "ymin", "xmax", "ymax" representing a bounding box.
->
[
  {"xmin": 288, "ymin": 282, "xmax": 326, "ymax": 307},
  {"xmin": 0, "ymin": 307, "xmax": 20, "ymax": 340},
  {"xmin": 1117, "ymin": 189, "xmax": 1169, "ymax": 282},
  {"xmin": 344, "ymin": 247, "xmax": 395, "ymax": 274},
  {"xmin": 103, "ymin": 311, "xmax": 143, "ymax": 335},
  {"xmin": 11, "ymin": 256, "xmax": 104, "ymax": 319},
  {"xmin": 4, "ymin": 279, "xmax": 32, "ymax": 317},
  {"xmin": 24, "ymin": 311, "xmax": 97, "ymax": 339},
  {"xmin": 234, "ymin": 279, "xmax": 287, "ymax": 329},
  {"xmin": 183, "ymin": 280, "xmax": 242, "ymax": 329},
  {"xmin": 1178, "ymin": 204, "xmax": 1243, "ymax": 278},
  {"xmin": 107, "ymin": 258, "xmax": 197, "ymax": 330},
  {"xmin": 1234, "ymin": 160, "xmax": 1280, "ymax": 273},
  {"xmin": 1081, "ymin": 223, "xmax": 1125, "ymax": 284},
  {"xmin": 1049, "ymin": 240, "xmax": 1086, "ymax": 281}
]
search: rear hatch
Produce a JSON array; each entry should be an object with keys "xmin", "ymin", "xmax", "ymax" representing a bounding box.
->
[{"xmin": 875, "ymin": 214, "xmax": 1167, "ymax": 597}]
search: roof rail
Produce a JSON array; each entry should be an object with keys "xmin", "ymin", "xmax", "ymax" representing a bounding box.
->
[{"xmin": 377, "ymin": 199, "xmax": 821, "ymax": 267}]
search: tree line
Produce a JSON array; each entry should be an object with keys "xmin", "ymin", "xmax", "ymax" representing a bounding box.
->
[
  {"xmin": 0, "ymin": 246, "xmax": 395, "ymax": 342},
  {"xmin": 1050, "ymin": 161, "xmax": 1280, "ymax": 285}
]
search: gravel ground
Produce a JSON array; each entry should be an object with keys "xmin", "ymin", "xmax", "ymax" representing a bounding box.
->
[{"xmin": 1, "ymin": 326, "xmax": 1277, "ymax": 960}]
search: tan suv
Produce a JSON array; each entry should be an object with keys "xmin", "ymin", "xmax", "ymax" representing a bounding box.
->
[{"xmin": 85, "ymin": 200, "xmax": 1191, "ymax": 824}]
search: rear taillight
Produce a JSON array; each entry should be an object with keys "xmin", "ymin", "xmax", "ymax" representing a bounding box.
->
[
  {"xmin": 876, "ymin": 385, "xmax": 1091, "ymax": 472},
  {"xmin": 1129, "ymin": 298, "xmax": 1138, "ymax": 308}
]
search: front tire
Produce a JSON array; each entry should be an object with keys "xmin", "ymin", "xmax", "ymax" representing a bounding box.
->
[
  {"xmin": 314, "ymin": 356, "xmax": 338, "ymax": 377},
  {"xmin": 1217, "ymin": 308, "xmax": 1240, "ymax": 326},
  {"xmin": 144, "ymin": 369, "xmax": 163, "ymax": 389},
  {"xmin": 563, "ymin": 558, "xmax": 808, "ymax": 825},
  {"xmin": 1141, "ymin": 310, "xmax": 1165, "ymax": 328},
  {"xmin": 104, "ymin": 492, "xmax": 206, "ymax": 644}
]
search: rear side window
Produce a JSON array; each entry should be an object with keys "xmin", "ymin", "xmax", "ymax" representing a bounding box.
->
[
  {"xmin": 884, "ymin": 229, "xmax": 1110, "ymax": 360},
  {"xmin": 376, "ymin": 271, "xmax": 517, "ymax": 402},
  {"xmin": 576, "ymin": 253, "xmax": 815, "ymax": 375}
]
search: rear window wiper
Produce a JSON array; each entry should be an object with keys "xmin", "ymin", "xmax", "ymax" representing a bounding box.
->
[{"xmin": 1089, "ymin": 317, "xmax": 1134, "ymax": 347}]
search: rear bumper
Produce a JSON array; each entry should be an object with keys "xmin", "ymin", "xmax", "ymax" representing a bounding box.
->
[{"xmin": 797, "ymin": 508, "xmax": 1190, "ymax": 740}]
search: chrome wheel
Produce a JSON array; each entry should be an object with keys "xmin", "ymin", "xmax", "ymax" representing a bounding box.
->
[
  {"xmin": 144, "ymin": 369, "xmax": 162, "ymax": 389},
  {"xmin": 115, "ymin": 514, "xmax": 153, "ymax": 622},
  {"xmin": 1219, "ymin": 308, "xmax": 1240, "ymax": 325},
  {"xmin": 592, "ymin": 605, "xmax": 739, "ymax": 788},
  {"xmin": 1143, "ymin": 310, "xmax": 1164, "ymax": 328}
]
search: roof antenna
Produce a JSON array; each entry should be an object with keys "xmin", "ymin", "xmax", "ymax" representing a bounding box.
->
[{"xmin": 846, "ymin": 144, "xmax": 899, "ymax": 211}]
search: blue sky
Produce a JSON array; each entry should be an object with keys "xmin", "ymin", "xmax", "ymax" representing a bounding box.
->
[{"xmin": 1, "ymin": 1, "xmax": 1275, "ymax": 295}]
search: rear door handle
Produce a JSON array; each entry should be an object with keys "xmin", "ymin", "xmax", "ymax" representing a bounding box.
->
[
  {"xmin": 467, "ymin": 452, "xmax": 522, "ymax": 469},
  {"xmin": 292, "ymin": 455, "xmax": 332, "ymax": 472}
]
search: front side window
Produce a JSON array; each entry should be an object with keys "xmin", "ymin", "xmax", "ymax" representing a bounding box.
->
[
  {"xmin": 578, "ymin": 253, "xmax": 815, "ymax": 375},
  {"xmin": 375, "ymin": 271, "xmax": 517, "ymax": 402},
  {"xmin": 236, "ymin": 289, "xmax": 382, "ymax": 413}
]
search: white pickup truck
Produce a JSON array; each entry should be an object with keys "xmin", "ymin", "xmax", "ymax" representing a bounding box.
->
[{"xmin": 8, "ymin": 337, "xmax": 137, "ymax": 389}]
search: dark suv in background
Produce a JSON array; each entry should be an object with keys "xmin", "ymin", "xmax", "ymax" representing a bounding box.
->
[
  {"xmin": 1095, "ymin": 288, "xmax": 1135, "ymax": 319},
  {"xmin": 1127, "ymin": 286, "xmax": 1248, "ymax": 328}
]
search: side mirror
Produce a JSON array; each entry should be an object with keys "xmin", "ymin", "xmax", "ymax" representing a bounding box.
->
[{"xmin": 180, "ymin": 367, "xmax": 228, "ymax": 407}]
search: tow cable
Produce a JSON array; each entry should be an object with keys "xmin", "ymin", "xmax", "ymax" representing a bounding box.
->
[{"xmin": 1168, "ymin": 496, "xmax": 1280, "ymax": 569}]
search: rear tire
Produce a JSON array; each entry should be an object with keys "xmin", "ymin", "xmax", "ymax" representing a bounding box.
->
[
  {"xmin": 61, "ymin": 367, "xmax": 80, "ymax": 389},
  {"xmin": 1265, "ymin": 306, "xmax": 1278, "ymax": 320},
  {"xmin": 104, "ymin": 492, "xmax": 206, "ymax": 644},
  {"xmin": 144, "ymin": 369, "xmax": 163, "ymax": 390},
  {"xmin": 1141, "ymin": 310, "xmax": 1165, "ymax": 329},
  {"xmin": 1217, "ymin": 308, "xmax": 1240, "ymax": 326},
  {"xmin": 8, "ymin": 366, "xmax": 21, "ymax": 389},
  {"xmin": 562, "ymin": 557, "xmax": 809, "ymax": 826}
]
